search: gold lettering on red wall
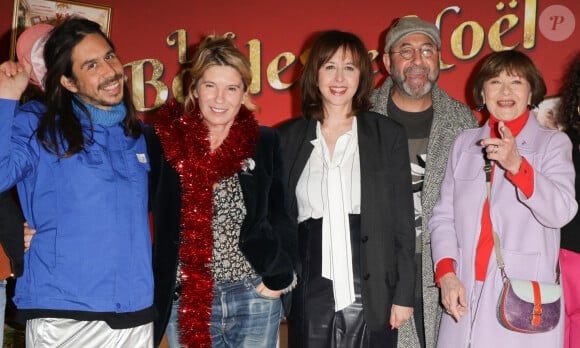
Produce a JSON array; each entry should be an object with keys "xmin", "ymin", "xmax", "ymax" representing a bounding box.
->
[
  {"xmin": 451, "ymin": 21, "xmax": 485, "ymax": 61},
  {"xmin": 437, "ymin": 0, "xmax": 537, "ymax": 70},
  {"xmin": 125, "ymin": 1, "xmax": 539, "ymax": 112},
  {"xmin": 267, "ymin": 52, "xmax": 297, "ymax": 90},
  {"xmin": 523, "ymin": 0, "xmax": 537, "ymax": 48},
  {"xmin": 246, "ymin": 39, "xmax": 261, "ymax": 94},
  {"xmin": 167, "ymin": 29, "xmax": 189, "ymax": 64},
  {"xmin": 489, "ymin": 14, "xmax": 519, "ymax": 51},
  {"xmin": 126, "ymin": 59, "xmax": 168, "ymax": 111}
]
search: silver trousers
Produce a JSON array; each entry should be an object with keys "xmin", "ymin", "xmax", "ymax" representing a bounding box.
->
[{"xmin": 26, "ymin": 318, "xmax": 153, "ymax": 348}]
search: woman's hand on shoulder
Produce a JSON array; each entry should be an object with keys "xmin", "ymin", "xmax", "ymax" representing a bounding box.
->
[
  {"xmin": 24, "ymin": 221, "xmax": 36, "ymax": 252},
  {"xmin": 389, "ymin": 304, "xmax": 413, "ymax": 329}
]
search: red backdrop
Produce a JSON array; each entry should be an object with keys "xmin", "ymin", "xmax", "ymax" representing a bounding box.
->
[{"xmin": 1, "ymin": 0, "xmax": 579, "ymax": 125}]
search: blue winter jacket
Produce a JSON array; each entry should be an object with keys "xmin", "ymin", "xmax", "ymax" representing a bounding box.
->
[{"xmin": 0, "ymin": 98, "xmax": 153, "ymax": 314}]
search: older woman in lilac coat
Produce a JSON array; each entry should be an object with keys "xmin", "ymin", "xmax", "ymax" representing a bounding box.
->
[{"xmin": 430, "ymin": 50, "xmax": 577, "ymax": 348}]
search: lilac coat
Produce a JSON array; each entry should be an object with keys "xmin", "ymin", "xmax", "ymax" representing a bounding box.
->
[{"xmin": 430, "ymin": 114, "xmax": 577, "ymax": 348}]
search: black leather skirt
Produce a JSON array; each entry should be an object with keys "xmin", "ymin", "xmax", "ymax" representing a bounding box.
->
[{"xmin": 288, "ymin": 215, "xmax": 396, "ymax": 348}]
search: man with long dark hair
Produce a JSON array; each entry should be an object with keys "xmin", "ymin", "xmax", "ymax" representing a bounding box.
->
[{"xmin": 0, "ymin": 17, "xmax": 154, "ymax": 347}]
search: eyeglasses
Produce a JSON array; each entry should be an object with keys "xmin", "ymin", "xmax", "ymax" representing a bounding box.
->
[{"xmin": 390, "ymin": 47, "xmax": 437, "ymax": 60}]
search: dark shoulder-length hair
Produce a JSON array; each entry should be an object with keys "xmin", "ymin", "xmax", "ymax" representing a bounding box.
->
[
  {"xmin": 39, "ymin": 17, "xmax": 141, "ymax": 158},
  {"xmin": 557, "ymin": 53, "xmax": 580, "ymax": 133},
  {"xmin": 472, "ymin": 50, "xmax": 546, "ymax": 107},
  {"xmin": 300, "ymin": 30, "xmax": 374, "ymax": 122}
]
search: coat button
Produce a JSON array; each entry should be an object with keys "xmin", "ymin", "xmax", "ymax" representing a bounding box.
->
[
  {"xmin": 361, "ymin": 235, "xmax": 369, "ymax": 243},
  {"xmin": 363, "ymin": 273, "xmax": 370, "ymax": 280}
]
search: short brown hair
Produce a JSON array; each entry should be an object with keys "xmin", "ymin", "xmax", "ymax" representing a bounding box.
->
[
  {"xmin": 473, "ymin": 50, "xmax": 546, "ymax": 107},
  {"xmin": 300, "ymin": 30, "xmax": 373, "ymax": 122}
]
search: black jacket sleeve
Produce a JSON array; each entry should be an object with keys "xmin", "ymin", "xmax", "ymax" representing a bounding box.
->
[{"xmin": 0, "ymin": 190, "xmax": 24, "ymax": 277}]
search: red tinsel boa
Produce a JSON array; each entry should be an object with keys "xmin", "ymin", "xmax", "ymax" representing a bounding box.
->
[{"xmin": 155, "ymin": 100, "xmax": 259, "ymax": 347}]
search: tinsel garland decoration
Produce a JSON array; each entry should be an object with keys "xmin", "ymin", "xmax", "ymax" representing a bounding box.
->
[{"xmin": 155, "ymin": 100, "xmax": 259, "ymax": 347}]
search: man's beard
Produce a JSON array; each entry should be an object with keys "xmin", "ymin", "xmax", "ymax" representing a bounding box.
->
[{"xmin": 392, "ymin": 65, "xmax": 439, "ymax": 99}]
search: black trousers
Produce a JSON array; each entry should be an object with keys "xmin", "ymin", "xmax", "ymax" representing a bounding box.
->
[{"xmin": 288, "ymin": 215, "xmax": 397, "ymax": 348}]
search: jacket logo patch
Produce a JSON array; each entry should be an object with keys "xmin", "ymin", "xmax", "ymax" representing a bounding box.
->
[{"xmin": 136, "ymin": 153, "xmax": 147, "ymax": 164}]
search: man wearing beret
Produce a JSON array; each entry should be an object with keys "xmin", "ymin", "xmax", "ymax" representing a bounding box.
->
[{"xmin": 371, "ymin": 16, "xmax": 478, "ymax": 348}]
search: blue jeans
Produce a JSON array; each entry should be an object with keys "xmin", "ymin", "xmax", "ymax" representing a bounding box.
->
[
  {"xmin": 165, "ymin": 299, "xmax": 180, "ymax": 348},
  {"xmin": 166, "ymin": 277, "xmax": 283, "ymax": 348}
]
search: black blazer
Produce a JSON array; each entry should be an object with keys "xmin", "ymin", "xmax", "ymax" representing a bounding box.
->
[
  {"xmin": 276, "ymin": 111, "xmax": 416, "ymax": 330},
  {"xmin": 0, "ymin": 190, "xmax": 24, "ymax": 278},
  {"xmin": 145, "ymin": 125, "xmax": 298, "ymax": 346}
]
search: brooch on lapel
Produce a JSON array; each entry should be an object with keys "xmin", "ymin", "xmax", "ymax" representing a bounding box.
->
[{"xmin": 241, "ymin": 158, "xmax": 256, "ymax": 175}]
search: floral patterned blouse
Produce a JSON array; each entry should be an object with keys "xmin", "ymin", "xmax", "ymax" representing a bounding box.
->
[{"xmin": 211, "ymin": 174, "xmax": 257, "ymax": 283}]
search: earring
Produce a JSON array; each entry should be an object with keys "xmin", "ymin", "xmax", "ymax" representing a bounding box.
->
[
  {"xmin": 476, "ymin": 94, "xmax": 486, "ymax": 111},
  {"xmin": 577, "ymin": 105, "xmax": 580, "ymax": 116}
]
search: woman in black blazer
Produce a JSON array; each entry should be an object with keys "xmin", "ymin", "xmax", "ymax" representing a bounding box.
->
[
  {"xmin": 148, "ymin": 36, "xmax": 298, "ymax": 347},
  {"xmin": 277, "ymin": 30, "xmax": 416, "ymax": 348}
]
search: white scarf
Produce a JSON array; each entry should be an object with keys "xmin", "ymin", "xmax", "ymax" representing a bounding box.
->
[{"xmin": 314, "ymin": 118, "xmax": 359, "ymax": 311}]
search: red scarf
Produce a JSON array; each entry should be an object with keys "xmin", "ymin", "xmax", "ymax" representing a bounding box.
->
[
  {"xmin": 487, "ymin": 111, "xmax": 529, "ymax": 139},
  {"xmin": 155, "ymin": 100, "xmax": 259, "ymax": 347}
]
